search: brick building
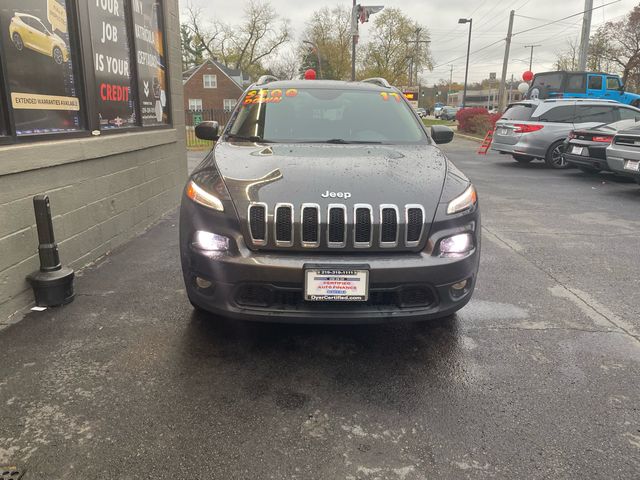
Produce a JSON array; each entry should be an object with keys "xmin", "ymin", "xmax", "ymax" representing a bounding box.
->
[
  {"xmin": 0, "ymin": 0, "xmax": 186, "ymax": 324},
  {"xmin": 182, "ymin": 59, "xmax": 251, "ymax": 113}
]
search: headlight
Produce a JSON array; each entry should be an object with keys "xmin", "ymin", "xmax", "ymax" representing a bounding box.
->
[
  {"xmin": 192, "ymin": 231, "xmax": 229, "ymax": 251},
  {"xmin": 186, "ymin": 180, "xmax": 224, "ymax": 211},
  {"xmin": 440, "ymin": 233, "xmax": 474, "ymax": 257},
  {"xmin": 447, "ymin": 184, "xmax": 477, "ymax": 215}
]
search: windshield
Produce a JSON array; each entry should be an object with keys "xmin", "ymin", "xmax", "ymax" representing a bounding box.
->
[
  {"xmin": 227, "ymin": 87, "xmax": 428, "ymax": 144},
  {"xmin": 500, "ymin": 103, "xmax": 535, "ymax": 121}
]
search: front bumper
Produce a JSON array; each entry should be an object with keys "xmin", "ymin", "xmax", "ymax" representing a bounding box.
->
[{"xmin": 180, "ymin": 200, "xmax": 481, "ymax": 324}]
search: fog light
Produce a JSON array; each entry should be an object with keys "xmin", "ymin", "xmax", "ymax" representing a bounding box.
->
[
  {"xmin": 451, "ymin": 280, "xmax": 468, "ymax": 290},
  {"xmin": 195, "ymin": 276, "xmax": 212, "ymax": 289},
  {"xmin": 192, "ymin": 231, "xmax": 229, "ymax": 251},
  {"xmin": 440, "ymin": 233, "xmax": 473, "ymax": 257}
]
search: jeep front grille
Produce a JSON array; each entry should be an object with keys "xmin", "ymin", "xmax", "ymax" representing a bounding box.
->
[
  {"xmin": 354, "ymin": 204, "xmax": 373, "ymax": 247},
  {"xmin": 301, "ymin": 203, "xmax": 320, "ymax": 247},
  {"xmin": 405, "ymin": 205, "xmax": 425, "ymax": 246},
  {"xmin": 380, "ymin": 205, "xmax": 399, "ymax": 246},
  {"xmin": 274, "ymin": 203, "xmax": 293, "ymax": 246},
  {"xmin": 248, "ymin": 203, "xmax": 267, "ymax": 245},
  {"xmin": 247, "ymin": 202, "xmax": 427, "ymax": 250},
  {"xmin": 327, "ymin": 205, "xmax": 347, "ymax": 247}
]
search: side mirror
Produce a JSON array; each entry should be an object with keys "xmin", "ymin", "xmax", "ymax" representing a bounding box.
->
[
  {"xmin": 431, "ymin": 125, "xmax": 454, "ymax": 145},
  {"xmin": 195, "ymin": 121, "xmax": 219, "ymax": 141}
]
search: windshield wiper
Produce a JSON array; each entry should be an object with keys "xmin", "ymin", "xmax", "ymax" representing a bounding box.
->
[
  {"xmin": 322, "ymin": 139, "xmax": 382, "ymax": 144},
  {"xmin": 226, "ymin": 133, "xmax": 272, "ymax": 143}
]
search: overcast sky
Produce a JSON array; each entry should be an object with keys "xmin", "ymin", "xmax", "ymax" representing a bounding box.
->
[{"xmin": 179, "ymin": 0, "xmax": 637, "ymax": 84}]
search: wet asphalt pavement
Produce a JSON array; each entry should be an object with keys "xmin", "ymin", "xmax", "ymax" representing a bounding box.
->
[{"xmin": 1, "ymin": 137, "xmax": 639, "ymax": 479}]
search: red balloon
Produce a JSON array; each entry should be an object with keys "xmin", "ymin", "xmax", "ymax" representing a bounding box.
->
[
  {"xmin": 304, "ymin": 69, "xmax": 317, "ymax": 80},
  {"xmin": 523, "ymin": 70, "xmax": 534, "ymax": 82}
]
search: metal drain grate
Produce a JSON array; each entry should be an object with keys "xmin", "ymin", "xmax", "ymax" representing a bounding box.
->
[{"xmin": 0, "ymin": 466, "xmax": 24, "ymax": 480}]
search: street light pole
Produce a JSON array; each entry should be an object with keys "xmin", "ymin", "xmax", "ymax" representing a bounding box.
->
[
  {"xmin": 303, "ymin": 40, "xmax": 323, "ymax": 79},
  {"xmin": 458, "ymin": 18, "xmax": 472, "ymax": 109}
]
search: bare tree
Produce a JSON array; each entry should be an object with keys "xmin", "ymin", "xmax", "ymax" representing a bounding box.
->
[
  {"xmin": 554, "ymin": 38, "xmax": 579, "ymax": 71},
  {"xmin": 300, "ymin": 5, "xmax": 352, "ymax": 80},
  {"xmin": 181, "ymin": 1, "xmax": 290, "ymax": 77},
  {"xmin": 226, "ymin": 1, "xmax": 290, "ymax": 76},
  {"xmin": 600, "ymin": 6, "xmax": 640, "ymax": 88},
  {"xmin": 265, "ymin": 48, "xmax": 300, "ymax": 80},
  {"xmin": 359, "ymin": 8, "xmax": 433, "ymax": 85},
  {"xmin": 182, "ymin": 4, "xmax": 227, "ymax": 61}
]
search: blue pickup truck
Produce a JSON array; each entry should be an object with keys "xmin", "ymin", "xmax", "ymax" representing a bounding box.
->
[{"xmin": 525, "ymin": 71, "xmax": 640, "ymax": 107}]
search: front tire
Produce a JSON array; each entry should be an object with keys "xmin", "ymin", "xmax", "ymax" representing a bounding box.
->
[
  {"xmin": 12, "ymin": 32, "xmax": 23, "ymax": 51},
  {"xmin": 512, "ymin": 154, "xmax": 533, "ymax": 163},
  {"xmin": 545, "ymin": 140, "xmax": 569, "ymax": 169},
  {"xmin": 52, "ymin": 47, "xmax": 63, "ymax": 65}
]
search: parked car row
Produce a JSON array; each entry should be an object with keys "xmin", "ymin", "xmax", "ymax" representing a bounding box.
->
[
  {"xmin": 439, "ymin": 106, "xmax": 460, "ymax": 121},
  {"xmin": 490, "ymin": 98, "xmax": 640, "ymax": 184}
]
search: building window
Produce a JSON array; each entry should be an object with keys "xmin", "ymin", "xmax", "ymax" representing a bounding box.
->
[
  {"xmin": 132, "ymin": 0, "xmax": 170, "ymax": 126},
  {"xmin": 0, "ymin": 0, "xmax": 171, "ymax": 143},
  {"xmin": 223, "ymin": 98, "xmax": 237, "ymax": 111},
  {"xmin": 203, "ymin": 74, "xmax": 217, "ymax": 89},
  {"xmin": 88, "ymin": 0, "xmax": 137, "ymax": 129},
  {"xmin": 1, "ymin": 2, "xmax": 85, "ymax": 136},
  {"xmin": 189, "ymin": 99, "xmax": 203, "ymax": 111}
]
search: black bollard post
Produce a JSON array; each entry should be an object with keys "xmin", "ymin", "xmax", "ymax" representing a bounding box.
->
[{"xmin": 26, "ymin": 195, "xmax": 75, "ymax": 307}]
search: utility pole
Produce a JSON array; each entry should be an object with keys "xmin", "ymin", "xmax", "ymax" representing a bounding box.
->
[
  {"xmin": 524, "ymin": 44, "xmax": 541, "ymax": 71},
  {"xmin": 578, "ymin": 0, "xmax": 593, "ymax": 70},
  {"xmin": 407, "ymin": 28, "xmax": 429, "ymax": 87},
  {"xmin": 498, "ymin": 10, "xmax": 515, "ymax": 112},
  {"xmin": 448, "ymin": 65, "xmax": 453, "ymax": 103},
  {"xmin": 351, "ymin": 0, "xmax": 356, "ymax": 81}
]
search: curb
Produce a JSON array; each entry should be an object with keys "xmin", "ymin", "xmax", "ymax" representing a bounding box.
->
[{"xmin": 455, "ymin": 132, "xmax": 483, "ymax": 143}]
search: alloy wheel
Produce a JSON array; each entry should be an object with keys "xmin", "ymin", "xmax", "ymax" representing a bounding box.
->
[
  {"xmin": 12, "ymin": 33, "xmax": 23, "ymax": 51},
  {"xmin": 551, "ymin": 145, "xmax": 567, "ymax": 168}
]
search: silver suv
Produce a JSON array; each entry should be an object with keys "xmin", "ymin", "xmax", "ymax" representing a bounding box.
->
[{"xmin": 491, "ymin": 99, "xmax": 640, "ymax": 168}]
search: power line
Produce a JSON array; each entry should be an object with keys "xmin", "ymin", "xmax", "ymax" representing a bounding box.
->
[{"xmin": 512, "ymin": 0, "xmax": 621, "ymax": 36}]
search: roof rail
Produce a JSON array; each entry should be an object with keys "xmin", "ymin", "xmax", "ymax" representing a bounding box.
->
[
  {"xmin": 542, "ymin": 98, "xmax": 619, "ymax": 104},
  {"xmin": 361, "ymin": 77, "xmax": 391, "ymax": 88},
  {"xmin": 256, "ymin": 75, "xmax": 279, "ymax": 86}
]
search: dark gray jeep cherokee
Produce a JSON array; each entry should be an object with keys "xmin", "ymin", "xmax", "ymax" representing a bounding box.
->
[{"xmin": 180, "ymin": 77, "xmax": 480, "ymax": 323}]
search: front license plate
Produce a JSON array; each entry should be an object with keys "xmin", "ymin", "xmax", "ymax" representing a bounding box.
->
[
  {"xmin": 571, "ymin": 146, "xmax": 584, "ymax": 155},
  {"xmin": 624, "ymin": 159, "xmax": 640, "ymax": 172},
  {"xmin": 304, "ymin": 268, "xmax": 369, "ymax": 302}
]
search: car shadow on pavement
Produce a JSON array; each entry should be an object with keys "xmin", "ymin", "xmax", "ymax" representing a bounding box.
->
[
  {"xmin": 176, "ymin": 312, "xmax": 463, "ymax": 410},
  {"xmin": 494, "ymin": 160, "xmax": 549, "ymax": 169}
]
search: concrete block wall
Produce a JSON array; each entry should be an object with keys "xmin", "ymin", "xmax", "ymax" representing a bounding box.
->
[{"xmin": 0, "ymin": 0, "xmax": 186, "ymax": 325}]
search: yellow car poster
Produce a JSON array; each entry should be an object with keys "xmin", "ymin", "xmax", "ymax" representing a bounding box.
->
[{"xmin": 0, "ymin": 0, "xmax": 82, "ymax": 135}]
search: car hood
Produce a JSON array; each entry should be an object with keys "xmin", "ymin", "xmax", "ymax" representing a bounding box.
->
[
  {"xmin": 214, "ymin": 141, "xmax": 446, "ymax": 205},
  {"xmin": 209, "ymin": 141, "xmax": 449, "ymax": 250}
]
